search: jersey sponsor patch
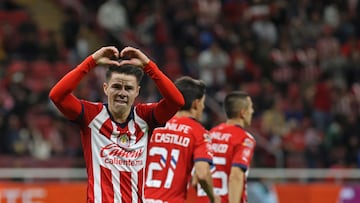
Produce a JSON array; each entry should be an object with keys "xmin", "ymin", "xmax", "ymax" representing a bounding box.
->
[{"xmin": 242, "ymin": 138, "xmax": 255, "ymax": 148}]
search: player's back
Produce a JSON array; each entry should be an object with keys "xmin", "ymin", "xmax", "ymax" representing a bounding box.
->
[
  {"xmin": 210, "ymin": 123, "xmax": 246, "ymax": 177},
  {"xmin": 145, "ymin": 116, "xmax": 210, "ymax": 203},
  {"xmin": 197, "ymin": 123, "xmax": 256, "ymax": 203}
]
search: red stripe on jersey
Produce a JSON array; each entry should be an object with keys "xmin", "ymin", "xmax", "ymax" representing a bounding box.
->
[
  {"xmin": 137, "ymin": 169, "xmax": 144, "ymax": 203},
  {"xmin": 135, "ymin": 123, "xmax": 145, "ymax": 143},
  {"xmin": 81, "ymin": 129, "xmax": 95, "ymax": 203},
  {"xmin": 99, "ymin": 119, "xmax": 113, "ymax": 139},
  {"xmin": 101, "ymin": 165, "xmax": 114, "ymax": 203},
  {"xmin": 120, "ymin": 171, "xmax": 132, "ymax": 202}
]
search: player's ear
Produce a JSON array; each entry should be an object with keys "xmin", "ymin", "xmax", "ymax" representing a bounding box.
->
[
  {"xmin": 239, "ymin": 108, "xmax": 246, "ymax": 119},
  {"xmin": 103, "ymin": 82, "xmax": 109, "ymax": 96},
  {"xmin": 135, "ymin": 86, "xmax": 140, "ymax": 97},
  {"xmin": 192, "ymin": 99, "xmax": 200, "ymax": 110}
]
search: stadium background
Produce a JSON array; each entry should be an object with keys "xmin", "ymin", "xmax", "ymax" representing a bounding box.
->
[{"xmin": 0, "ymin": 0, "xmax": 360, "ymax": 202}]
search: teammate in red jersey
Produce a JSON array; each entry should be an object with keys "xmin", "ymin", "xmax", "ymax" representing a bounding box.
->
[
  {"xmin": 196, "ymin": 91, "xmax": 256, "ymax": 203},
  {"xmin": 49, "ymin": 46, "xmax": 184, "ymax": 203},
  {"xmin": 144, "ymin": 76, "xmax": 220, "ymax": 203}
]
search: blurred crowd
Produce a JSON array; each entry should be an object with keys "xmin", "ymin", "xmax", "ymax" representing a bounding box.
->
[{"xmin": 0, "ymin": 0, "xmax": 360, "ymax": 169}]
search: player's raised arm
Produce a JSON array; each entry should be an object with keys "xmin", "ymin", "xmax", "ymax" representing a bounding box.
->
[{"xmin": 49, "ymin": 46, "xmax": 121, "ymax": 120}]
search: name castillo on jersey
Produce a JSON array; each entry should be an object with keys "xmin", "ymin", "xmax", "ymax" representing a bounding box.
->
[{"xmin": 150, "ymin": 122, "xmax": 191, "ymax": 147}]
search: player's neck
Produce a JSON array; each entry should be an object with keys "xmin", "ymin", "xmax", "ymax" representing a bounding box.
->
[
  {"xmin": 226, "ymin": 118, "xmax": 244, "ymax": 127},
  {"xmin": 176, "ymin": 111, "xmax": 194, "ymax": 119},
  {"xmin": 109, "ymin": 107, "xmax": 131, "ymax": 124}
]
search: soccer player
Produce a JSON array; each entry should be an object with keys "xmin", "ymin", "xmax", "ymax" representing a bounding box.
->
[
  {"xmin": 49, "ymin": 46, "xmax": 184, "ymax": 203},
  {"xmin": 196, "ymin": 91, "xmax": 256, "ymax": 203},
  {"xmin": 144, "ymin": 76, "xmax": 220, "ymax": 203}
]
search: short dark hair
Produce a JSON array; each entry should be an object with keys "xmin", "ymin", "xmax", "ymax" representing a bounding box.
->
[
  {"xmin": 106, "ymin": 64, "xmax": 144, "ymax": 85},
  {"xmin": 174, "ymin": 76, "xmax": 206, "ymax": 111},
  {"xmin": 224, "ymin": 91, "xmax": 249, "ymax": 119}
]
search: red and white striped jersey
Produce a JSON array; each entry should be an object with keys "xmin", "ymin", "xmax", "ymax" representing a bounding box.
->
[
  {"xmin": 49, "ymin": 56, "xmax": 184, "ymax": 203},
  {"xmin": 79, "ymin": 101, "xmax": 159, "ymax": 203}
]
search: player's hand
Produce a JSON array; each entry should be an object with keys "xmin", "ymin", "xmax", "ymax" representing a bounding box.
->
[
  {"xmin": 92, "ymin": 46, "xmax": 121, "ymax": 66},
  {"xmin": 91, "ymin": 46, "xmax": 120, "ymax": 66},
  {"xmin": 118, "ymin": 46, "xmax": 151, "ymax": 68}
]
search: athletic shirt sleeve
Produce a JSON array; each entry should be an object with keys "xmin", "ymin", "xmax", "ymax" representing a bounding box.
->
[
  {"xmin": 49, "ymin": 56, "xmax": 96, "ymax": 121},
  {"xmin": 134, "ymin": 103, "xmax": 160, "ymax": 132},
  {"xmin": 144, "ymin": 61, "xmax": 185, "ymax": 124},
  {"xmin": 232, "ymin": 131, "xmax": 256, "ymax": 172},
  {"xmin": 193, "ymin": 123, "xmax": 213, "ymax": 164}
]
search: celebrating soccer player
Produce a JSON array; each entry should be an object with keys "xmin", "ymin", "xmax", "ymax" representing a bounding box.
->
[{"xmin": 49, "ymin": 46, "xmax": 184, "ymax": 203}]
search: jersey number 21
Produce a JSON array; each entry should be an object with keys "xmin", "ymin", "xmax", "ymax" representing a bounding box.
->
[{"xmin": 146, "ymin": 147, "xmax": 180, "ymax": 188}]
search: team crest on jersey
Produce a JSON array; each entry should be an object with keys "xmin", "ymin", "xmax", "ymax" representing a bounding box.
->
[{"xmin": 117, "ymin": 134, "xmax": 130, "ymax": 147}]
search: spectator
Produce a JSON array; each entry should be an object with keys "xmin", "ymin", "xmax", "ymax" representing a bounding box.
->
[
  {"xmin": 195, "ymin": 0, "xmax": 221, "ymax": 28},
  {"xmin": 39, "ymin": 30, "xmax": 60, "ymax": 63},
  {"xmin": 311, "ymin": 72, "xmax": 333, "ymax": 132},
  {"xmin": 282, "ymin": 119, "xmax": 306, "ymax": 168},
  {"xmin": 97, "ymin": 0, "xmax": 129, "ymax": 46},
  {"xmin": 16, "ymin": 18, "xmax": 40, "ymax": 61},
  {"xmin": 303, "ymin": 116, "xmax": 325, "ymax": 168},
  {"xmin": 198, "ymin": 41, "xmax": 230, "ymax": 93},
  {"xmin": 61, "ymin": 6, "xmax": 81, "ymax": 64},
  {"xmin": 3, "ymin": 114, "xmax": 29, "ymax": 155}
]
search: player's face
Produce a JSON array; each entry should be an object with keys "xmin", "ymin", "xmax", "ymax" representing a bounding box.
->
[
  {"xmin": 243, "ymin": 96, "xmax": 254, "ymax": 127},
  {"xmin": 103, "ymin": 73, "xmax": 140, "ymax": 116}
]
